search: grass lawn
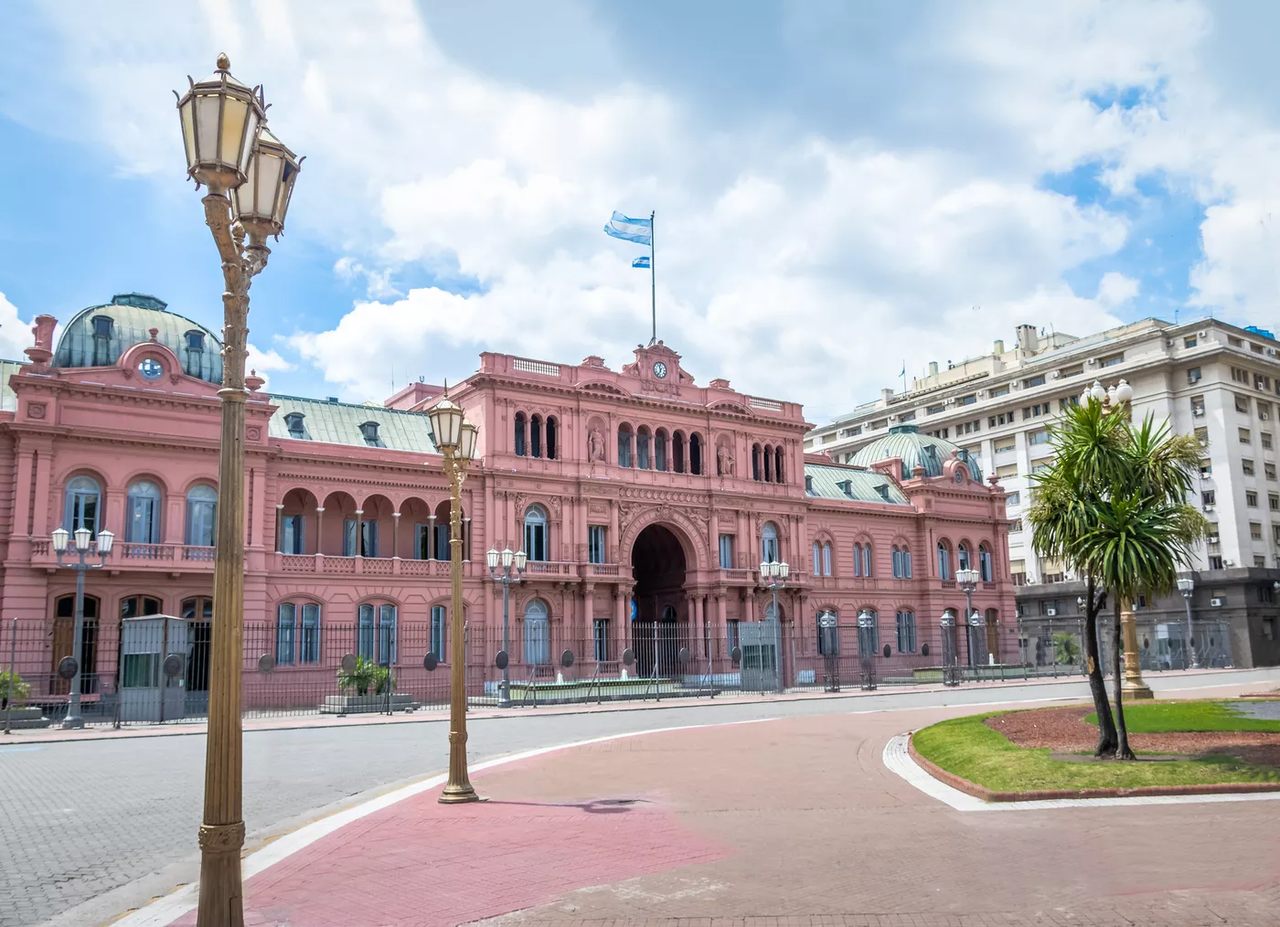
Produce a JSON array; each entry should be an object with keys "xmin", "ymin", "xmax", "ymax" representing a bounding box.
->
[
  {"xmin": 1085, "ymin": 700, "xmax": 1280, "ymax": 734},
  {"xmin": 912, "ymin": 710, "xmax": 1280, "ymax": 794}
]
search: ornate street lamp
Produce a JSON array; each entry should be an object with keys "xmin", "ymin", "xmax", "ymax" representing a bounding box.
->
[
  {"xmin": 51, "ymin": 526, "xmax": 113, "ymax": 728},
  {"xmin": 429, "ymin": 393, "xmax": 481, "ymax": 803},
  {"xmin": 938, "ymin": 609, "xmax": 960, "ymax": 686},
  {"xmin": 176, "ymin": 53, "xmax": 302, "ymax": 925},
  {"xmin": 956, "ymin": 567, "xmax": 983, "ymax": 668},
  {"xmin": 487, "ymin": 546, "xmax": 527, "ymax": 707},
  {"xmin": 1176, "ymin": 576, "xmax": 1198, "ymax": 669},
  {"xmin": 758, "ymin": 559, "xmax": 788, "ymax": 692}
]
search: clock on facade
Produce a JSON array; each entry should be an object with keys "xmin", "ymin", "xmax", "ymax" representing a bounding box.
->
[
  {"xmin": 653, "ymin": 361, "xmax": 668, "ymax": 379},
  {"xmin": 138, "ymin": 357, "xmax": 164, "ymax": 380}
]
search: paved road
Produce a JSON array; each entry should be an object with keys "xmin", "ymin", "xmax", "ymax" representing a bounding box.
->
[{"xmin": 1, "ymin": 668, "xmax": 1276, "ymax": 927}]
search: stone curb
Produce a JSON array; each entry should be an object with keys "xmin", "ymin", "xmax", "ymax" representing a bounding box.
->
[{"xmin": 906, "ymin": 734, "xmax": 1280, "ymax": 802}]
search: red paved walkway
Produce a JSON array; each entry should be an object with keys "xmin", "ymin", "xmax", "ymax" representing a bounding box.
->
[{"xmin": 158, "ymin": 681, "xmax": 1280, "ymax": 927}]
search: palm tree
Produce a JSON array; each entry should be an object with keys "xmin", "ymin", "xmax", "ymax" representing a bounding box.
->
[
  {"xmin": 1074, "ymin": 415, "xmax": 1206, "ymax": 758},
  {"xmin": 1029, "ymin": 400, "xmax": 1125, "ymax": 756},
  {"xmin": 1031, "ymin": 401, "xmax": 1207, "ymax": 759}
]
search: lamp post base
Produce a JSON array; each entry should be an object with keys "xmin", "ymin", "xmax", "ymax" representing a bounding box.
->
[
  {"xmin": 1121, "ymin": 678, "xmax": 1155, "ymax": 700},
  {"xmin": 438, "ymin": 784, "xmax": 481, "ymax": 804},
  {"xmin": 60, "ymin": 716, "xmax": 85, "ymax": 730}
]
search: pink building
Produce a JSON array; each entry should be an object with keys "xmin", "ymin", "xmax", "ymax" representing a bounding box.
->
[{"xmin": 0, "ymin": 294, "xmax": 1015, "ymax": 714}]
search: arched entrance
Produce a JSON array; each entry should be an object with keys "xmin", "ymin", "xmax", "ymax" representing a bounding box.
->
[{"xmin": 630, "ymin": 523, "xmax": 688, "ymax": 677}]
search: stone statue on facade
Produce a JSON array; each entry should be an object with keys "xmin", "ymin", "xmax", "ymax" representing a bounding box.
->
[
  {"xmin": 717, "ymin": 443, "xmax": 735, "ymax": 476},
  {"xmin": 588, "ymin": 427, "xmax": 605, "ymax": 462}
]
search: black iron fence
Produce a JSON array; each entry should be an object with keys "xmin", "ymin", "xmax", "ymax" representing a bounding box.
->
[{"xmin": 0, "ymin": 611, "xmax": 1238, "ymax": 729}]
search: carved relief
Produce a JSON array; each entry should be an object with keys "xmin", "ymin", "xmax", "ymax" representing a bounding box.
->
[
  {"xmin": 27, "ymin": 403, "xmax": 46, "ymax": 420},
  {"xmin": 247, "ymin": 426, "xmax": 261, "ymax": 440}
]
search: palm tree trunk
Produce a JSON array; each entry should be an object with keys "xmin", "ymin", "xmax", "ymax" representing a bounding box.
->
[
  {"xmin": 1111, "ymin": 597, "xmax": 1135, "ymax": 760},
  {"xmin": 1083, "ymin": 579, "xmax": 1116, "ymax": 757}
]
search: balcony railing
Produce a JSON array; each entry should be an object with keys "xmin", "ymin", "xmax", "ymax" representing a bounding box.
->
[
  {"xmin": 30, "ymin": 539, "xmax": 215, "ymax": 566},
  {"xmin": 275, "ymin": 554, "xmax": 473, "ymax": 577}
]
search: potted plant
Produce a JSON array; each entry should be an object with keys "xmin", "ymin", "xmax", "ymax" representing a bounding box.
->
[
  {"xmin": 0, "ymin": 669, "xmax": 30, "ymax": 710},
  {"xmin": 324, "ymin": 657, "xmax": 412, "ymax": 714},
  {"xmin": 337, "ymin": 656, "xmax": 380, "ymax": 696},
  {"xmin": 0, "ymin": 670, "xmax": 50, "ymax": 728}
]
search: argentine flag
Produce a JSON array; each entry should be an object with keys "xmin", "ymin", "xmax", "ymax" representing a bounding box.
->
[
  {"xmin": 632, "ymin": 255, "xmax": 650, "ymax": 269},
  {"xmin": 604, "ymin": 210, "xmax": 652, "ymax": 246}
]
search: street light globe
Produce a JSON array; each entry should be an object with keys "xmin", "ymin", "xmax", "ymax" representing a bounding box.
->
[
  {"xmin": 232, "ymin": 125, "xmax": 302, "ymax": 241},
  {"xmin": 175, "ymin": 53, "xmax": 266, "ymax": 193},
  {"xmin": 758, "ymin": 560, "xmax": 770, "ymax": 578},
  {"xmin": 779, "ymin": 561, "xmax": 790, "ymax": 579},
  {"xmin": 501, "ymin": 547, "xmax": 514, "ymax": 569},
  {"xmin": 486, "ymin": 548, "xmax": 500, "ymax": 570},
  {"xmin": 1176, "ymin": 576, "xmax": 1194, "ymax": 595},
  {"xmin": 97, "ymin": 529, "xmax": 115, "ymax": 555},
  {"xmin": 427, "ymin": 396, "xmax": 464, "ymax": 451},
  {"xmin": 939, "ymin": 609, "xmax": 954, "ymax": 627},
  {"xmin": 73, "ymin": 526, "xmax": 92, "ymax": 552},
  {"xmin": 459, "ymin": 422, "xmax": 480, "ymax": 461},
  {"xmin": 857, "ymin": 609, "xmax": 874, "ymax": 628},
  {"xmin": 1114, "ymin": 379, "xmax": 1134, "ymax": 405},
  {"xmin": 1090, "ymin": 380, "xmax": 1106, "ymax": 403},
  {"xmin": 514, "ymin": 550, "xmax": 528, "ymax": 572},
  {"xmin": 51, "ymin": 527, "xmax": 69, "ymax": 553}
]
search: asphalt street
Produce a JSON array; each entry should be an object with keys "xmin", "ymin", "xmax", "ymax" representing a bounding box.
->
[{"xmin": 2, "ymin": 668, "xmax": 1276, "ymax": 927}]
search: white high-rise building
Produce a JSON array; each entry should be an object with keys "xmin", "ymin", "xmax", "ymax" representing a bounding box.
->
[{"xmin": 807, "ymin": 317, "xmax": 1280, "ymax": 668}]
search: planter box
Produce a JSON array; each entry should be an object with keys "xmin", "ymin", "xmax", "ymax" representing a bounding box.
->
[
  {"xmin": 320, "ymin": 693, "xmax": 417, "ymax": 714},
  {"xmin": 1, "ymin": 706, "xmax": 52, "ymax": 729}
]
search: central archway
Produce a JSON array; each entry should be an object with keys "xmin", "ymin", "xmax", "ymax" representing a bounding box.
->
[{"xmin": 631, "ymin": 523, "xmax": 688, "ymax": 677}]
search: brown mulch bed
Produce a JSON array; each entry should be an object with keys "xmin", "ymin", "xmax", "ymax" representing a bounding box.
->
[{"xmin": 985, "ymin": 705, "xmax": 1280, "ymax": 768}]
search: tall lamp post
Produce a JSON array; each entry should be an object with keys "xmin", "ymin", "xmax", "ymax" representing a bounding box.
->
[
  {"xmin": 1080, "ymin": 378, "xmax": 1152, "ymax": 699},
  {"xmin": 1176, "ymin": 576, "xmax": 1198, "ymax": 669},
  {"xmin": 486, "ymin": 547, "xmax": 527, "ymax": 707},
  {"xmin": 759, "ymin": 559, "xmax": 789, "ymax": 691},
  {"xmin": 429, "ymin": 394, "xmax": 481, "ymax": 803},
  {"xmin": 956, "ymin": 567, "xmax": 982, "ymax": 667},
  {"xmin": 51, "ymin": 526, "xmax": 114, "ymax": 728},
  {"xmin": 175, "ymin": 54, "xmax": 302, "ymax": 926}
]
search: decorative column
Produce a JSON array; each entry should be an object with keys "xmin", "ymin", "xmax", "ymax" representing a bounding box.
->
[
  {"xmin": 584, "ymin": 583, "xmax": 596, "ymax": 658},
  {"xmin": 314, "ymin": 506, "xmax": 325, "ymax": 558},
  {"xmin": 274, "ymin": 504, "xmax": 284, "ymax": 553},
  {"xmin": 353, "ymin": 509, "xmax": 363, "ymax": 557},
  {"xmin": 392, "ymin": 511, "xmax": 401, "ymax": 558},
  {"xmin": 428, "ymin": 513, "xmax": 437, "ymax": 560},
  {"xmin": 1120, "ymin": 599, "xmax": 1154, "ymax": 700}
]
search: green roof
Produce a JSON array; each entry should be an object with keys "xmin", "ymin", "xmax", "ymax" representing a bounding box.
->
[
  {"xmin": 268, "ymin": 395, "xmax": 439, "ymax": 454},
  {"xmin": 849, "ymin": 424, "xmax": 983, "ymax": 481},
  {"xmin": 804, "ymin": 463, "xmax": 909, "ymax": 505},
  {"xmin": 53, "ymin": 293, "xmax": 223, "ymax": 384},
  {"xmin": 0, "ymin": 358, "xmax": 21, "ymax": 411}
]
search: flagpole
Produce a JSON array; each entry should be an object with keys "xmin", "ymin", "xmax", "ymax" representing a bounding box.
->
[{"xmin": 649, "ymin": 210, "xmax": 656, "ymax": 345}]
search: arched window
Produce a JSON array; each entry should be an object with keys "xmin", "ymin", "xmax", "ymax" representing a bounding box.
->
[
  {"xmin": 763, "ymin": 444, "xmax": 773, "ymax": 482},
  {"xmin": 957, "ymin": 543, "xmax": 972, "ymax": 573},
  {"xmin": 856, "ymin": 608, "xmax": 880, "ymax": 654},
  {"xmin": 64, "ymin": 475, "xmax": 101, "ymax": 535},
  {"xmin": 277, "ymin": 602, "xmax": 320, "ymax": 664},
  {"xmin": 979, "ymin": 543, "xmax": 994, "ymax": 582},
  {"xmin": 861, "ymin": 543, "xmax": 872, "ymax": 577},
  {"xmin": 752, "ymin": 444, "xmax": 762, "ymax": 481},
  {"xmin": 185, "ymin": 484, "xmax": 217, "ymax": 547},
  {"xmin": 524, "ymin": 598, "xmax": 550, "ymax": 665},
  {"xmin": 514, "ymin": 412, "xmax": 527, "ymax": 457},
  {"xmin": 896, "ymin": 610, "xmax": 918, "ymax": 653},
  {"xmin": 276, "ymin": 603, "xmax": 296, "ymax": 665},
  {"xmin": 125, "ymin": 479, "xmax": 162, "ymax": 544},
  {"xmin": 545, "ymin": 416, "xmax": 558, "ymax": 460},
  {"xmin": 53, "ymin": 593, "xmax": 99, "ymax": 694},
  {"xmin": 530, "ymin": 414, "xmax": 543, "ymax": 458},
  {"xmin": 689, "ymin": 433, "xmax": 703, "ymax": 475},
  {"xmin": 937, "ymin": 540, "xmax": 952, "ymax": 580},
  {"xmin": 617, "ymin": 425, "xmax": 634, "ymax": 468},
  {"xmin": 120, "ymin": 595, "xmax": 161, "ymax": 619},
  {"xmin": 524, "ymin": 505, "xmax": 549, "ymax": 562},
  {"xmin": 673, "ymin": 431, "xmax": 686, "ymax": 473},
  {"xmin": 816, "ymin": 608, "xmax": 839, "ymax": 655},
  {"xmin": 853, "ymin": 543, "xmax": 864, "ymax": 577},
  {"xmin": 357, "ymin": 602, "xmax": 397, "ymax": 665},
  {"xmin": 761, "ymin": 521, "xmax": 780, "ymax": 563},
  {"xmin": 655, "ymin": 429, "xmax": 669, "ymax": 471},
  {"xmin": 812, "ymin": 541, "xmax": 821, "ymax": 574},
  {"xmin": 892, "ymin": 545, "xmax": 913, "ymax": 578},
  {"xmin": 775, "ymin": 446, "xmax": 785, "ymax": 484},
  {"xmin": 637, "ymin": 426, "xmax": 652, "ymax": 469},
  {"xmin": 822, "ymin": 542, "xmax": 833, "ymax": 577}
]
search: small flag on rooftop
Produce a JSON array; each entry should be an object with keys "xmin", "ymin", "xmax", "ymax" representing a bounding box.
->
[{"xmin": 632, "ymin": 255, "xmax": 650, "ymax": 269}]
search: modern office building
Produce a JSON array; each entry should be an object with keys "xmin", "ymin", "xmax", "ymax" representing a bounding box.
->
[{"xmin": 807, "ymin": 317, "xmax": 1280, "ymax": 667}]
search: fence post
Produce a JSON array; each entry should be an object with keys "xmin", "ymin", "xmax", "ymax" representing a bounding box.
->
[{"xmin": 4, "ymin": 618, "xmax": 16, "ymax": 735}]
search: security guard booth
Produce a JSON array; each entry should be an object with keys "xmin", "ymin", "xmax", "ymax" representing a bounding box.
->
[{"xmin": 119, "ymin": 615, "xmax": 189, "ymax": 722}]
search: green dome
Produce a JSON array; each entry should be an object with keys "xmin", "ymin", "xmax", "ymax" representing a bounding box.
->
[
  {"xmin": 850, "ymin": 423, "xmax": 983, "ymax": 481},
  {"xmin": 53, "ymin": 294, "xmax": 222, "ymax": 384}
]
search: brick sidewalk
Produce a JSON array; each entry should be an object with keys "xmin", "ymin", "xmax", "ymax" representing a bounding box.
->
[{"xmin": 145, "ymin": 680, "xmax": 1279, "ymax": 927}]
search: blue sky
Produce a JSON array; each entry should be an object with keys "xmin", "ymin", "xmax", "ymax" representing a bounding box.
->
[{"xmin": 1, "ymin": 1, "xmax": 1278, "ymax": 421}]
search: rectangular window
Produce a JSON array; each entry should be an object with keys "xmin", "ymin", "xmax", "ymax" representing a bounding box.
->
[
  {"xmin": 1098, "ymin": 352, "xmax": 1124, "ymax": 368},
  {"xmin": 593, "ymin": 619, "xmax": 611, "ymax": 662},
  {"xmin": 718, "ymin": 534, "xmax": 735, "ymax": 569},
  {"xmin": 1005, "ymin": 491, "xmax": 1021, "ymax": 506},
  {"xmin": 822, "ymin": 543, "xmax": 832, "ymax": 576},
  {"xmin": 344, "ymin": 518, "xmax": 358, "ymax": 557},
  {"xmin": 121, "ymin": 653, "xmax": 159, "ymax": 688},
  {"xmin": 1199, "ymin": 460, "xmax": 1212, "ymax": 478},
  {"xmin": 1028, "ymin": 429, "xmax": 1050, "ymax": 445},
  {"xmin": 361, "ymin": 520, "xmax": 379, "ymax": 557},
  {"xmin": 1236, "ymin": 395, "xmax": 1251, "ymax": 413},
  {"xmin": 378, "ymin": 603, "xmax": 397, "ymax": 666},
  {"xmin": 1251, "ymin": 522, "xmax": 1264, "ymax": 540},
  {"xmin": 895, "ymin": 611, "xmax": 918, "ymax": 653},
  {"xmin": 1231, "ymin": 366, "xmax": 1249, "ymax": 383},
  {"xmin": 1184, "ymin": 335, "xmax": 1198, "ymax": 348},
  {"xmin": 1022, "ymin": 375, "xmax": 1045, "ymax": 388},
  {"xmin": 357, "ymin": 604, "xmax": 375, "ymax": 660},
  {"xmin": 1202, "ymin": 490, "xmax": 1216, "ymax": 507},
  {"xmin": 1244, "ymin": 459, "xmax": 1256, "ymax": 476},
  {"xmin": 1188, "ymin": 366, "xmax": 1202, "ymax": 384},
  {"xmin": 1264, "ymin": 433, "xmax": 1274, "ymax": 450},
  {"xmin": 1256, "ymin": 555, "xmax": 1267, "ymax": 567},
  {"xmin": 1058, "ymin": 364, "xmax": 1083, "ymax": 378},
  {"xmin": 300, "ymin": 604, "xmax": 320, "ymax": 664},
  {"xmin": 995, "ymin": 437, "xmax": 1016, "ymax": 453},
  {"xmin": 1247, "ymin": 490, "xmax": 1259, "ymax": 508},
  {"xmin": 727, "ymin": 619, "xmax": 742, "ymax": 655},
  {"xmin": 926, "ymin": 403, "xmax": 945, "ymax": 415},
  {"xmin": 281, "ymin": 514, "xmax": 305, "ymax": 554},
  {"xmin": 1209, "ymin": 555, "xmax": 1224, "ymax": 569},
  {"xmin": 588, "ymin": 525, "xmax": 607, "ymax": 564},
  {"xmin": 957, "ymin": 394, "xmax": 977, "ymax": 406},
  {"xmin": 990, "ymin": 385, "xmax": 1010, "ymax": 397},
  {"xmin": 276, "ymin": 603, "xmax": 296, "ymax": 665},
  {"xmin": 1240, "ymin": 427, "xmax": 1253, "ymax": 444},
  {"xmin": 1190, "ymin": 396, "xmax": 1205, "ymax": 417},
  {"xmin": 1268, "ymin": 463, "xmax": 1278, "ymax": 480},
  {"xmin": 1271, "ymin": 493, "xmax": 1279, "ymax": 512},
  {"xmin": 415, "ymin": 524, "xmax": 431, "ymax": 559},
  {"xmin": 430, "ymin": 605, "xmax": 447, "ymax": 659}
]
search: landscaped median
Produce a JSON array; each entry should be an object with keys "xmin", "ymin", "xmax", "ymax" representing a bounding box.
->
[{"xmin": 910, "ymin": 699, "xmax": 1280, "ymax": 801}]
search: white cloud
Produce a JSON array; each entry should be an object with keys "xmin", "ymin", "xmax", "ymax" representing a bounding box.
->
[
  {"xmin": 246, "ymin": 341, "xmax": 294, "ymax": 388},
  {"xmin": 15, "ymin": 1, "xmax": 1280, "ymax": 421},
  {"xmin": 0, "ymin": 292, "xmax": 33, "ymax": 361}
]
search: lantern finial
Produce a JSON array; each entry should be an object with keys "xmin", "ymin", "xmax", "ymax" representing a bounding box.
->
[{"xmin": 216, "ymin": 53, "xmax": 231, "ymax": 71}]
